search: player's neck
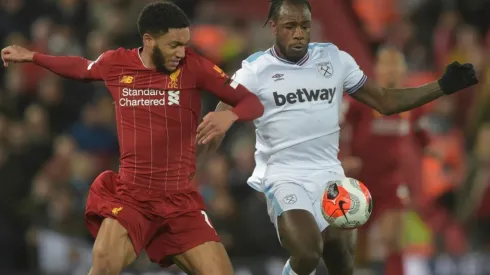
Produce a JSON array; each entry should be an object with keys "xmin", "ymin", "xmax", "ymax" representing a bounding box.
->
[
  {"xmin": 139, "ymin": 47, "xmax": 156, "ymax": 69},
  {"xmin": 272, "ymin": 44, "xmax": 306, "ymax": 63}
]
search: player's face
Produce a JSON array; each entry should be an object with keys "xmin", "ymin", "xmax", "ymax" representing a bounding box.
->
[
  {"xmin": 375, "ymin": 50, "xmax": 407, "ymax": 88},
  {"xmin": 271, "ymin": 3, "xmax": 311, "ymax": 62},
  {"xmin": 151, "ymin": 28, "xmax": 190, "ymax": 73}
]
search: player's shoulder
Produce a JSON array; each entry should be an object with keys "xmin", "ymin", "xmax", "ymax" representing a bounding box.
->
[
  {"xmin": 183, "ymin": 47, "xmax": 217, "ymax": 70},
  {"xmin": 308, "ymin": 42, "xmax": 339, "ymax": 58},
  {"xmin": 308, "ymin": 42, "xmax": 357, "ymax": 67},
  {"xmin": 240, "ymin": 51, "xmax": 272, "ymax": 74},
  {"xmin": 244, "ymin": 51, "xmax": 268, "ymax": 64},
  {"xmin": 96, "ymin": 47, "xmax": 140, "ymax": 66}
]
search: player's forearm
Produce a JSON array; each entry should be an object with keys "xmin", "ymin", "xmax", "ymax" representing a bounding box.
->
[
  {"xmin": 382, "ymin": 81, "xmax": 444, "ymax": 115},
  {"xmin": 225, "ymin": 85, "xmax": 264, "ymax": 121},
  {"xmin": 33, "ymin": 53, "xmax": 94, "ymax": 80}
]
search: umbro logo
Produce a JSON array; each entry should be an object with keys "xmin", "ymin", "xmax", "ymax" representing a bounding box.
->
[{"xmin": 272, "ymin": 73, "xmax": 284, "ymax": 82}]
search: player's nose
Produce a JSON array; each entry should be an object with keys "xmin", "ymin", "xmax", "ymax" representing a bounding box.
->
[
  {"xmin": 293, "ymin": 28, "xmax": 305, "ymax": 40},
  {"xmin": 175, "ymin": 46, "xmax": 185, "ymax": 58}
]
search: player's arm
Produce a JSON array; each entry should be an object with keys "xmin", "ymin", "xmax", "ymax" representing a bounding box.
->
[
  {"xmin": 1, "ymin": 45, "xmax": 107, "ymax": 80},
  {"xmin": 195, "ymin": 57, "xmax": 263, "ymax": 144},
  {"xmin": 341, "ymin": 51, "xmax": 478, "ymax": 115},
  {"xmin": 195, "ymin": 103, "xmax": 231, "ymax": 170},
  {"xmin": 196, "ymin": 59, "xmax": 264, "ymax": 122},
  {"xmin": 206, "ymin": 60, "xmax": 260, "ymax": 147}
]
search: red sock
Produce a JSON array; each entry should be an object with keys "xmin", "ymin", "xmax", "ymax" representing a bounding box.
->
[{"xmin": 385, "ymin": 252, "xmax": 403, "ymax": 275}]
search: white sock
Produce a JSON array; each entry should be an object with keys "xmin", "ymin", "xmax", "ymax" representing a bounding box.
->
[{"xmin": 282, "ymin": 259, "xmax": 316, "ymax": 275}]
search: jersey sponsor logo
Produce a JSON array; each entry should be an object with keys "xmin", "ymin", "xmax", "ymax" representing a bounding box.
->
[
  {"xmin": 317, "ymin": 61, "xmax": 334, "ymax": 78},
  {"xmin": 167, "ymin": 68, "xmax": 181, "ymax": 89},
  {"xmin": 273, "ymin": 88, "xmax": 336, "ymax": 106},
  {"xmin": 119, "ymin": 88, "xmax": 180, "ymax": 106},
  {"xmin": 120, "ymin": 75, "xmax": 134, "ymax": 84}
]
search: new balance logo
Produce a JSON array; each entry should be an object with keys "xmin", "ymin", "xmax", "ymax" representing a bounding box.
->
[
  {"xmin": 120, "ymin": 76, "xmax": 134, "ymax": 84},
  {"xmin": 273, "ymin": 88, "xmax": 336, "ymax": 106}
]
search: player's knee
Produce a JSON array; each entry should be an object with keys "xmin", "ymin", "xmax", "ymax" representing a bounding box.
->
[
  {"xmin": 91, "ymin": 248, "xmax": 120, "ymax": 274},
  {"xmin": 293, "ymin": 238, "xmax": 323, "ymax": 268}
]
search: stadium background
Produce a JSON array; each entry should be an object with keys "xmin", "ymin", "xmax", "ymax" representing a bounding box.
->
[{"xmin": 1, "ymin": 0, "xmax": 490, "ymax": 274}]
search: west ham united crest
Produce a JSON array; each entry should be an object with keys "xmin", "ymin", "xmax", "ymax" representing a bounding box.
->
[{"xmin": 317, "ymin": 61, "xmax": 334, "ymax": 78}]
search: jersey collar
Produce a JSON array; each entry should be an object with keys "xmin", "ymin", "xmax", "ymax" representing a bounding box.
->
[{"xmin": 269, "ymin": 46, "xmax": 309, "ymax": 66}]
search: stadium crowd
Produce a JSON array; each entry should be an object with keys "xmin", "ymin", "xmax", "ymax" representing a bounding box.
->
[{"xmin": 1, "ymin": 0, "xmax": 490, "ymax": 274}]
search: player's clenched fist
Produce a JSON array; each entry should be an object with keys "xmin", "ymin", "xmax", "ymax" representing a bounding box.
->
[
  {"xmin": 438, "ymin": 61, "xmax": 478, "ymax": 95},
  {"xmin": 1, "ymin": 45, "xmax": 35, "ymax": 67},
  {"xmin": 196, "ymin": 110, "xmax": 238, "ymax": 144}
]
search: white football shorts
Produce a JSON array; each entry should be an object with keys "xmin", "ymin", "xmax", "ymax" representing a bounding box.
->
[{"xmin": 262, "ymin": 170, "xmax": 345, "ymax": 236}]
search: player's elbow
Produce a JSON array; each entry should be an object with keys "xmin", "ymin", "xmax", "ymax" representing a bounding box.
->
[
  {"xmin": 379, "ymin": 106, "xmax": 396, "ymax": 116},
  {"xmin": 377, "ymin": 100, "xmax": 397, "ymax": 116}
]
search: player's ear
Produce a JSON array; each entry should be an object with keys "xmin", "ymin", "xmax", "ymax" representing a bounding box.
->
[
  {"xmin": 142, "ymin": 33, "xmax": 156, "ymax": 48},
  {"xmin": 270, "ymin": 20, "xmax": 277, "ymax": 35}
]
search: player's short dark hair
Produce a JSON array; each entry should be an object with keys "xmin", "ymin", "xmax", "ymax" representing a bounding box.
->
[
  {"xmin": 137, "ymin": 1, "xmax": 190, "ymax": 37},
  {"xmin": 264, "ymin": 0, "xmax": 311, "ymax": 26}
]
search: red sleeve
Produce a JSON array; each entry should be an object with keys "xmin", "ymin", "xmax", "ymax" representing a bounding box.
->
[
  {"xmin": 32, "ymin": 50, "xmax": 114, "ymax": 81},
  {"xmin": 194, "ymin": 54, "xmax": 264, "ymax": 121}
]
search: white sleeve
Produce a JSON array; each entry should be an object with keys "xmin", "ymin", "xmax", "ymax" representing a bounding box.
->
[
  {"xmin": 340, "ymin": 51, "xmax": 367, "ymax": 95},
  {"xmin": 231, "ymin": 61, "xmax": 259, "ymax": 94}
]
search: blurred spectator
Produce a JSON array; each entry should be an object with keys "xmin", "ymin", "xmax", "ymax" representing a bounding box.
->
[{"xmin": 1, "ymin": 0, "xmax": 490, "ymax": 274}]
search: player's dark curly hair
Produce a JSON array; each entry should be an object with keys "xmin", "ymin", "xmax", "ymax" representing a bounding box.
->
[
  {"xmin": 264, "ymin": 0, "xmax": 311, "ymax": 26},
  {"xmin": 137, "ymin": 1, "xmax": 190, "ymax": 37}
]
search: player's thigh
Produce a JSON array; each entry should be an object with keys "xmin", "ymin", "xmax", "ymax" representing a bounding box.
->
[
  {"xmin": 377, "ymin": 208, "xmax": 404, "ymax": 249},
  {"xmin": 173, "ymin": 241, "xmax": 233, "ymax": 275},
  {"xmin": 267, "ymin": 182, "xmax": 323, "ymax": 258},
  {"xmin": 92, "ymin": 218, "xmax": 137, "ymax": 268},
  {"xmin": 85, "ymin": 171, "xmax": 152, "ymax": 268},
  {"xmin": 146, "ymin": 210, "xmax": 232, "ymax": 274},
  {"xmin": 321, "ymin": 226, "xmax": 357, "ymax": 274},
  {"xmin": 365, "ymin": 208, "xmax": 404, "ymax": 261}
]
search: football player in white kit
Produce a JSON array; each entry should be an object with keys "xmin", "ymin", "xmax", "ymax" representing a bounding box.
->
[{"xmin": 198, "ymin": 0, "xmax": 478, "ymax": 274}]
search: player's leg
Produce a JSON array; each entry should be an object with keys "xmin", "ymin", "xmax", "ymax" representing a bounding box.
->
[
  {"xmin": 266, "ymin": 182, "xmax": 323, "ymax": 275},
  {"xmin": 278, "ymin": 209, "xmax": 323, "ymax": 275},
  {"xmin": 172, "ymin": 241, "xmax": 233, "ymax": 274},
  {"xmin": 373, "ymin": 209, "xmax": 404, "ymax": 275},
  {"xmin": 365, "ymin": 185, "xmax": 405, "ymax": 275},
  {"xmin": 145, "ymin": 209, "xmax": 233, "ymax": 275},
  {"xmin": 321, "ymin": 226, "xmax": 357, "ymax": 275},
  {"xmin": 88, "ymin": 218, "xmax": 137, "ymax": 274},
  {"xmin": 85, "ymin": 171, "xmax": 151, "ymax": 275}
]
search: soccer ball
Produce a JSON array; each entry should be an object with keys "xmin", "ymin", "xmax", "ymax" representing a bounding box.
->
[{"xmin": 321, "ymin": 178, "xmax": 373, "ymax": 229}]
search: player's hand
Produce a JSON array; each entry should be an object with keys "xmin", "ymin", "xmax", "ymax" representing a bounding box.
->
[
  {"xmin": 438, "ymin": 61, "xmax": 478, "ymax": 95},
  {"xmin": 1, "ymin": 45, "xmax": 35, "ymax": 67},
  {"xmin": 196, "ymin": 110, "xmax": 238, "ymax": 145}
]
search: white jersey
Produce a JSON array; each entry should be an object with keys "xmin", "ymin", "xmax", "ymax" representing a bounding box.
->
[{"xmin": 233, "ymin": 43, "xmax": 367, "ymax": 191}]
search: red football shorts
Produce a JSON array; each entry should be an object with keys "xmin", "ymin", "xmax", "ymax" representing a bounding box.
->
[
  {"xmin": 362, "ymin": 176, "xmax": 406, "ymax": 228},
  {"xmin": 84, "ymin": 170, "xmax": 220, "ymax": 267}
]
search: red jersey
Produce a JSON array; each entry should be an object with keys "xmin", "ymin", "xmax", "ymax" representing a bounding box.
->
[
  {"xmin": 343, "ymin": 96, "xmax": 429, "ymax": 189},
  {"xmin": 33, "ymin": 48, "xmax": 263, "ymax": 192}
]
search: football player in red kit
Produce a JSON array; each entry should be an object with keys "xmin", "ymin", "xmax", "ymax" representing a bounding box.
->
[
  {"xmin": 342, "ymin": 47, "xmax": 431, "ymax": 275},
  {"xmin": 1, "ymin": 2, "xmax": 264, "ymax": 274}
]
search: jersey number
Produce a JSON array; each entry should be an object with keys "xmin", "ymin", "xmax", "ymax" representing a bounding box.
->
[{"xmin": 201, "ymin": 210, "xmax": 214, "ymax": 228}]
